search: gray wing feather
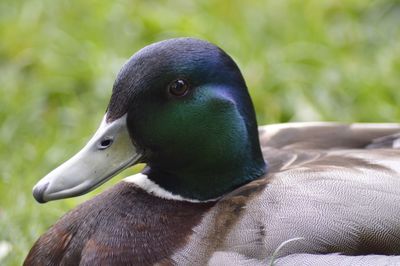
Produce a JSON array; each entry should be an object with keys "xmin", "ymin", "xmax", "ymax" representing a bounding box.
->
[{"xmin": 274, "ymin": 253, "xmax": 400, "ymax": 266}]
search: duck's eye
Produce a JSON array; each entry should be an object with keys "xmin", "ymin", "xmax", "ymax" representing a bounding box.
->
[
  {"xmin": 168, "ymin": 79, "xmax": 189, "ymax": 97},
  {"xmin": 98, "ymin": 137, "xmax": 113, "ymax": 150}
]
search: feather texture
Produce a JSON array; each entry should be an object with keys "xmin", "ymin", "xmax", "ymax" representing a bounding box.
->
[{"xmin": 25, "ymin": 123, "xmax": 400, "ymax": 265}]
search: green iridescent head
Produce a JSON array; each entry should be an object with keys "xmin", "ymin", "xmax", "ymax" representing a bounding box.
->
[{"xmin": 33, "ymin": 38, "xmax": 267, "ymax": 203}]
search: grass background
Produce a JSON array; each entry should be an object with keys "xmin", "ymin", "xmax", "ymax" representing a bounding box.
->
[{"xmin": 1, "ymin": 0, "xmax": 400, "ymax": 264}]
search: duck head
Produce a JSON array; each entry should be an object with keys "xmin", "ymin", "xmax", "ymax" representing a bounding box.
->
[{"xmin": 33, "ymin": 38, "xmax": 267, "ymax": 203}]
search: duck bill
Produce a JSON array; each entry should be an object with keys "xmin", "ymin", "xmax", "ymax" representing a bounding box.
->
[{"xmin": 32, "ymin": 114, "xmax": 142, "ymax": 203}]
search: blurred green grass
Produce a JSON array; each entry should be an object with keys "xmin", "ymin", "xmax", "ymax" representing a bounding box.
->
[{"xmin": 1, "ymin": 0, "xmax": 400, "ymax": 264}]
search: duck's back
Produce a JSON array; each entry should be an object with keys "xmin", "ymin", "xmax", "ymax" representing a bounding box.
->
[
  {"xmin": 259, "ymin": 122, "xmax": 400, "ymax": 150},
  {"xmin": 171, "ymin": 123, "xmax": 400, "ymax": 265}
]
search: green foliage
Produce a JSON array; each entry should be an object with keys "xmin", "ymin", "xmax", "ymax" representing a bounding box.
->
[{"xmin": 1, "ymin": 0, "xmax": 400, "ymax": 264}]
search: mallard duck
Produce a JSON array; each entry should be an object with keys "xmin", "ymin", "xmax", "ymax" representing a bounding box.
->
[{"xmin": 25, "ymin": 38, "xmax": 400, "ymax": 265}]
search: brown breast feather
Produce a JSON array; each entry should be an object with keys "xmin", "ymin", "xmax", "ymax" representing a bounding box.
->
[{"xmin": 24, "ymin": 182, "xmax": 214, "ymax": 266}]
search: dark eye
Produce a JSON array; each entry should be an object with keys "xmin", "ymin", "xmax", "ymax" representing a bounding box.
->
[{"xmin": 168, "ymin": 79, "xmax": 189, "ymax": 97}]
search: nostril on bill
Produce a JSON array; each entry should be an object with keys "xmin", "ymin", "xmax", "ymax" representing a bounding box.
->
[{"xmin": 98, "ymin": 138, "xmax": 114, "ymax": 150}]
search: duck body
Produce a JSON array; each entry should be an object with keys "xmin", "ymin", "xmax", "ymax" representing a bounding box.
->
[
  {"xmin": 26, "ymin": 123, "xmax": 400, "ymax": 265},
  {"xmin": 25, "ymin": 38, "xmax": 400, "ymax": 265}
]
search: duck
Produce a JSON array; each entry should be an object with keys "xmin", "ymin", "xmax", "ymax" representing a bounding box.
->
[{"xmin": 24, "ymin": 38, "xmax": 400, "ymax": 266}]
